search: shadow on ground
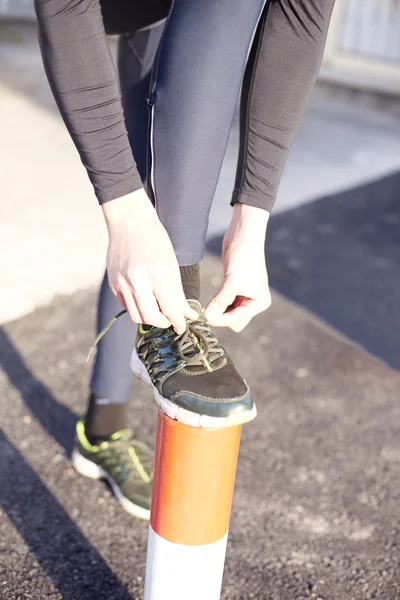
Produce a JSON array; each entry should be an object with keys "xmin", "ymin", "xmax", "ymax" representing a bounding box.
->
[
  {"xmin": 0, "ymin": 327, "xmax": 77, "ymax": 456},
  {"xmin": 0, "ymin": 430, "xmax": 132, "ymax": 600},
  {"xmin": 208, "ymin": 169, "xmax": 400, "ymax": 370}
]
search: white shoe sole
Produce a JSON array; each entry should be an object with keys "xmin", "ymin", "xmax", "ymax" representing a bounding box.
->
[
  {"xmin": 130, "ymin": 350, "xmax": 257, "ymax": 429},
  {"xmin": 71, "ymin": 448, "xmax": 150, "ymax": 521}
]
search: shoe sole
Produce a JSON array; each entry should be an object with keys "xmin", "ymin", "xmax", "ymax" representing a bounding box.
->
[
  {"xmin": 130, "ymin": 350, "xmax": 257, "ymax": 429},
  {"xmin": 71, "ymin": 448, "xmax": 150, "ymax": 521}
]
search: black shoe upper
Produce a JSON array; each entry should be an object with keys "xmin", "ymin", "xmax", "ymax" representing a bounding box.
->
[{"xmin": 136, "ymin": 301, "xmax": 253, "ymax": 419}]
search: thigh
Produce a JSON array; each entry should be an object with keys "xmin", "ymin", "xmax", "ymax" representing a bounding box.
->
[
  {"xmin": 147, "ymin": 0, "xmax": 266, "ymax": 264},
  {"xmin": 101, "ymin": 0, "xmax": 170, "ymax": 35}
]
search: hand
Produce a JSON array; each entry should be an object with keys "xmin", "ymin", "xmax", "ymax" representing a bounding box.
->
[
  {"xmin": 102, "ymin": 189, "xmax": 198, "ymax": 334},
  {"xmin": 205, "ymin": 203, "xmax": 271, "ymax": 332}
]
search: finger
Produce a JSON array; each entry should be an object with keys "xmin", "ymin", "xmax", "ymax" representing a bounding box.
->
[
  {"xmin": 157, "ymin": 292, "xmax": 187, "ymax": 335},
  {"xmin": 161, "ymin": 306, "xmax": 187, "ymax": 335},
  {"xmin": 124, "ymin": 274, "xmax": 173, "ymax": 329},
  {"xmin": 132, "ymin": 289, "xmax": 171, "ymax": 329},
  {"xmin": 204, "ymin": 282, "xmax": 236, "ymax": 322},
  {"xmin": 171, "ymin": 279, "xmax": 198, "ymax": 320},
  {"xmin": 115, "ymin": 291, "xmax": 127, "ymax": 311},
  {"xmin": 229, "ymin": 318, "xmax": 252, "ymax": 333},
  {"xmin": 225, "ymin": 295, "xmax": 271, "ymax": 330},
  {"xmin": 208, "ymin": 303, "xmax": 254, "ymax": 327},
  {"xmin": 182, "ymin": 300, "xmax": 200, "ymax": 321},
  {"xmin": 119, "ymin": 286, "xmax": 142, "ymax": 324}
]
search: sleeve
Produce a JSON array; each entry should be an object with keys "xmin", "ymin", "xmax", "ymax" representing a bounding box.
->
[
  {"xmin": 34, "ymin": 0, "xmax": 144, "ymax": 204},
  {"xmin": 232, "ymin": 0, "xmax": 335, "ymax": 213}
]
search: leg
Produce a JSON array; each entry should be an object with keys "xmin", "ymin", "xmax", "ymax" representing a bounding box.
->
[
  {"xmin": 128, "ymin": 0, "xmax": 269, "ymax": 429},
  {"xmin": 74, "ymin": 22, "xmax": 165, "ymax": 520},
  {"xmin": 148, "ymin": 0, "xmax": 266, "ymax": 265},
  {"xmin": 233, "ymin": 0, "xmax": 336, "ymax": 212}
]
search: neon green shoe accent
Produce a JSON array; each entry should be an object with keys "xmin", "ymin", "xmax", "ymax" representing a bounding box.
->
[
  {"xmin": 138, "ymin": 323, "xmax": 151, "ymax": 336},
  {"xmin": 76, "ymin": 420, "xmax": 152, "ymax": 484},
  {"xmin": 129, "ymin": 446, "xmax": 152, "ymax": 484},
  {"xmin": 109, "ymin": 428, "xmax": 133, "ymax": 441},
  {"xmin": 76, "ymin": 419, "xmax": 101, "ymax": 453}
]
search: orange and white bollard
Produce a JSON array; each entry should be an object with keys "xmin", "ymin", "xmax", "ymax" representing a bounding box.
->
[{"xmin": 144, "ymin": 409, "xmax": 242, "ymax": 600}]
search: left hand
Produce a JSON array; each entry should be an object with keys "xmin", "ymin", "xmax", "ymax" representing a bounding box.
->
[{"xmin": 205, "ymin": 203, "xmax": 271, "ymax": 332}]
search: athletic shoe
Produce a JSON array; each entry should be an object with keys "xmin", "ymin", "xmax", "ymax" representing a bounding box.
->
[
  {"xmin": 71, "ymin": 419, "xmax": 153, "ymax": 520},
  {"xmin": 130, "ymin": 300, "xmax": 256, "ymax": 428}
]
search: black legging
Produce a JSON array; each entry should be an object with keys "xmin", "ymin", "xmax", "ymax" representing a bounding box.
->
[{"xmin": 35, "ymin": 0, "xmax": 335, "ymax": 402}]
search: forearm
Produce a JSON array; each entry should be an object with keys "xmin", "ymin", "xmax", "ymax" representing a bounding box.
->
[
  {"xmin": 34, "ymin": 0, "xmax": 143, "ymax": 204},
  {"xmin": 233, "ymin": 0, "xmax": 336, "ymax": 213}
]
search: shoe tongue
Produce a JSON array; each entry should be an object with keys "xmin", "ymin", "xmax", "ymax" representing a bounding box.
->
[{"xmin": 187, "ymin": 299, "xmax": 203, "ymax": 316}]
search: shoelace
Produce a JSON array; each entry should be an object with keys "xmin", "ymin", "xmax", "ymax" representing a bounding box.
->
[
  {"xmin": 176, "ymin": 317, "xmax": 225, "ymax": 370},
  {"xmin": 102, "ymin": 432, "xmax": 153, "ymax": 484},
  {"xmin": 87, "ymin": 309, "xmax": 126, "ymax": 361},
  {"xmin": 87, "ymin": 309, "xmax": 225, "ymax": 372}
]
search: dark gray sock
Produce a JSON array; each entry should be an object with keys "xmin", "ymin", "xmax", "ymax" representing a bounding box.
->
[
  {"xmin": 180, "ymin": 264, "xmax": 200, "ymax": 302},
  {"xmin": 84, "ymin": 394, "xmax": 128, "ymax": 443}
]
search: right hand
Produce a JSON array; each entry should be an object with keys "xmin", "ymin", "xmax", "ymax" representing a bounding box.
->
[{"xmin": 102, "ymin": 189, "xmax": 198, "ymax": 334}]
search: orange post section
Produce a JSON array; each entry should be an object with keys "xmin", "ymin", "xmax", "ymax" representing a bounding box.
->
[{"xmin": 150, "ymin": 409, "xmax": 242, "ymax": 546}]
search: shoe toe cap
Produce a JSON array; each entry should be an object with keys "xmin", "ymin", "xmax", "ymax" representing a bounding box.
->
[{"xmin": 171, "ymin": 389, "xmax": 253, "ymax": 419}]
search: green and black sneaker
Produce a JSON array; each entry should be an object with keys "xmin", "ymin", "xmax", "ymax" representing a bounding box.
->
[
  {"xmin": 71, "ymin": 419, "xmax": 153, "ymax": 520},
  {"xmin": 130, "ymin": 300, "xmax": 256, "ymax": 428}
]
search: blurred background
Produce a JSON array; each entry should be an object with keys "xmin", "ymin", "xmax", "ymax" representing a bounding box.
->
[{"xmin": 1, "ymin": 2, "xmax": 400, "ymax": 599}]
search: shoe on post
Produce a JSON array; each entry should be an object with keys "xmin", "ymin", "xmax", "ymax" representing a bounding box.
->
[
  {"xmin": 71, "ymin": 419, "xmax": 153, "ymax": 520},
  {"xmin": 131, "ymin": 300, "xmax": 256, "ymax": 429}
]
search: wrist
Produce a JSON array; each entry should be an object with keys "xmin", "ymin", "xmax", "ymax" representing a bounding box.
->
[
  {"xmin": 101, "ymin": 188, "xmax": 156, "ymax": 228},
  {"xmin": 230, "ymin": 202, "xmax": 269, "ymax": 236},
  {"xmin": 232, "ymin": 202, "xmax": 269, "ymax": 223}
]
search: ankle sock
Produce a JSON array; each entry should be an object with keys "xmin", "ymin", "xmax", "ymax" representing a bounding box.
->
[
  {"xmin": 179, "ymin": 264, "xmax": 200, "ymax": 302},
  {"xmin": 84, "ymin": 394, "xmax": 128, "ymax": 443}
]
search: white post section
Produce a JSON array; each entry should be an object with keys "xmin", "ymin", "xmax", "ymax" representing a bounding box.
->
[{"xmin": 145, "ymin": 526, "xmax": 228, "ymax": 600}]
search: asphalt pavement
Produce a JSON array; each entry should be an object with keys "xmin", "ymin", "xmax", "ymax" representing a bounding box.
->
[{"xmin": 2, "ymin": 247, "xmax": 400, "ymax": 600}]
